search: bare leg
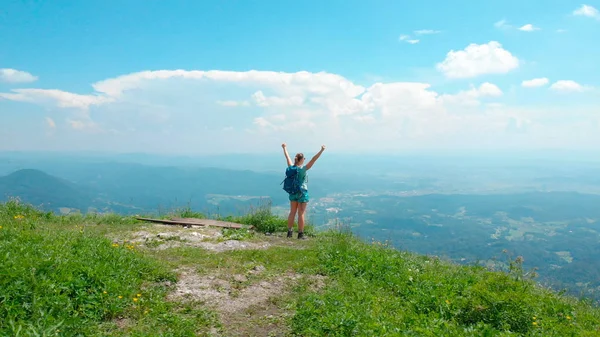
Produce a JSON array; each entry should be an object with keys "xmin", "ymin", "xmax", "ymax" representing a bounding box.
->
[
  {"xmin": 288, "ymin": 201, "xmax": 298, "ymax": 230},
  {"xmin": 297, "ymin": 202, "xmax": 307, "ymax": 233}
]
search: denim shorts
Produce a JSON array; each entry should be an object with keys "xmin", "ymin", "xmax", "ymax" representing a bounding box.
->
[{"xmin": 289, "ymin": 190, "xmax": 309, "ymax": 203}]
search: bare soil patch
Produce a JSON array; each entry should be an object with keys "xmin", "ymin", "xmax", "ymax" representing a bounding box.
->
[
  {"xmin": 168, "ymin": 267, "xmax": 326, "ymax": 336},
  {"xmin": 113, "ymin": 224, "xmax": 309, "ymax": 252}
]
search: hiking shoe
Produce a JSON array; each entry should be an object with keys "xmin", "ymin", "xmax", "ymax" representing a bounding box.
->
[
  {"xmin": 297, "ymin": 232, "xmax": 307, "ymax": 240},
  {"xmin": 287, "ymin": 229, "xmax": 293, "ymax": 238}
]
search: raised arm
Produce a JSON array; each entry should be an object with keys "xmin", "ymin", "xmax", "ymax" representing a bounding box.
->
[
  {"xmin": 282, "ymin": 143, "xmax": 293, "ymax": 166},
  {"xmin": 305, "ymin": 145, "xmax": 326, "ymax": 170}
]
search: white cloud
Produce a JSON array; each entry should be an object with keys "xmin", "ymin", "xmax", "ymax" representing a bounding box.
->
[
  {"xmin": 400, "ymin": 30, "xmax": 440, "ymax": 44},
  {"xmin": 271, "ymin": 114, "xmax": 286, "ymax": 122},
  {"xmin": 68, "ymin": 119, "xmax": 86, "ymax": 129},
  {"xmin": 1, "ymin": 68, "xmax": 598, "ymax": 153},
  {"xmin": 522, "ymin": 78, "xmax": 549, "ymax": 88},
  {"xmin": 439, "ymin": 82, "xmax": 503, "ymax": 108},
  {"xmin": 518, "ymin": 24, "xmax": 540, "ymax": 32},
  {"xmin": 573, "ymin": 4, "xmax": 599, "ymax": 19},
  {"xmin": 66, "ymin": 118, "xmax": 104, "ymax": 133},
  {"xmin": 0, "ymin": 68, "xmax": 38, "ymax": 83},
  {"xmin": 217, "ymin": 100, "xmax": 250, "ymax": 107},
  {"xmin": 45, "ymin": 117, "xmax": 56, "ymax": 128},
  {"xmin": 399, "ymin": 35, "xmax": 420, "ymax": 44},
  {"xmin": 506, "ymin": 116, "xmax": 533, "ymax": 134},
  {"xmin": 353, "ymin": 114, "xmax": 376, "ymax": 123},
  {"xmin": 494, "ymin": 19, "xmax": 511, "ymax": 29},
  {"xmin": 549, "ymin": 80, "xmax": 587, "ymax": 92},
  {"xmin": 91, "ymin": 69, "xmax": 365, "ymax": 99},
  {"xmin": 0, "ymin": 88, "xmax": 112, "ymax": 110},
  {"xmin": 556, "ymin": 29, "xmax": 567, "ymax": 33},
  {"xmin": 478, "ymin": 82, "xmax": 503, "ymax": 96},
  {"xmin": 495, "ymin": 20, "xmax": 542, "ymax": 32},
  {"xmin": 363, "ymin": 82, "xmax": 440, "ymax": 116},
  {"xmin": 252, "ymin": 116, "xmax": 271, "ymax": 128},
  {"xmin": 436, "ymin": 41, "xmax": 520, "ymax": 79},
  {"xmin": 251, "ymin": 90, "xmax": 304, "ymax": 107},
  {"xmin": 414, "ymin": 29, "xmax": 441, "ymax": 35}
]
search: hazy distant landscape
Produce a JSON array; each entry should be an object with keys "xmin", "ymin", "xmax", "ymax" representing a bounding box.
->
[{"xmin": 2, "ymin": 151, "xmax": 600, "ymax": 302}]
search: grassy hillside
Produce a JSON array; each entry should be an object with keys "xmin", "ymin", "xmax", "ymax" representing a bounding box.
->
[{"xmin": 1, "ymin": 199, "xmax": 599, "ymax": 336}]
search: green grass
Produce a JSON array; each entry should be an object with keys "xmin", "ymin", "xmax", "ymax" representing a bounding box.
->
[
  {"xmin": 291, "ymin": 230, "xmax": 600, "ymax": 336},
  {"xmin": 218, "ymin": 202, "xmax": 315, "ymax": 236},
  {"xmin": 155, "ymin": 200, "xmax": 315, "ymax": 236},
  {"xmin": 1, "ymin": 199, "xmax": 600, "ymax": 336},
  {"xmin": 0, "ymin": 199, "xmax": 219, "ymax": 336},
  {"xmin": 149, "ymin": 244, "xmax": 320, "ymax": 277}
]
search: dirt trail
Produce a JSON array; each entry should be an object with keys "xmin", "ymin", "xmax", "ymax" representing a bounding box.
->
[
  {"xmin": 113, "ymin": 224, "xmax": 304, "ymax": 252},
  {"xmin": 168, "ymin": 266, "xmax": 325, "ymax": 336},
  {"xmin": 112, "ymin": 224, "xmax": 323, "ymax": 336}
]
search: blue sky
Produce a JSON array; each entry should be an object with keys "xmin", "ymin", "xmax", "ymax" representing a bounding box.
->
[{"xmin": 1, "ymin": 0, "xmax": 599, "ymax": 154}]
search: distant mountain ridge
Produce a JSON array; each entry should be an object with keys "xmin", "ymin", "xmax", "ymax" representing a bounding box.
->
[
  {"xmin": 0, "ymin": 166, "xmax": 292, "ymax": 215},
  {"xmin": 0, "ymin": 169, "xmax": 96, "ymax": 212}
]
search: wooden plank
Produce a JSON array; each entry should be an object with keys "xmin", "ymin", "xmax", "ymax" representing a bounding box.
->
[
  {"xmin": 135, "ymin": 217, "xmax": 193, "ymax": 226},
  {"xmin": 169, "ymin": 217, "xmax": 205, "ymax": 224},
  {"xmin": 135, "ymin": 217, "xmax": 243, "ymax": 229},
  {"xmin": 170, "ymin": 217, "xmax": 245, "ymax": 229}
]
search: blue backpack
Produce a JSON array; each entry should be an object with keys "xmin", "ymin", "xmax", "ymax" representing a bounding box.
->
[{"xmin": 281, "ymin": 166, "xmax": 302, "ymax": 195}]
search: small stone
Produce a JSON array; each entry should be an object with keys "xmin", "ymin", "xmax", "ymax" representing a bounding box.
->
[{"xmin": 233, "ymin": 274, "xmax": 248, "ymax": 283}]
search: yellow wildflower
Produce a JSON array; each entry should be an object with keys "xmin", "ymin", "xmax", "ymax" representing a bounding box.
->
[
  {"xmin": 533, "ymin": 316, "xmax": 537, "ymax": 320},
  {"xmin": 103, "ymin": 291, "xmax": 107, "ymax": 294},
  {"xmin": 445, "ymin": 300, "xmax": 450, "ymax": 305},
  {"xmin": 137, "ymin": 294, "xmax": 141, "ymax": 297},
  {"xmin": 133, "ymin": 298, "xmax": 138, "ymax": 302},
  {"xmin": 118, "ymin": 295, "xmax": 123, "ymax": 299},
  {"xmin": 533, "ymin": 322, "xmax": 538, "ymax": 326},
  {"xmin": 566, "ymin": 315, "xmax": 571, "ymax": 320}
]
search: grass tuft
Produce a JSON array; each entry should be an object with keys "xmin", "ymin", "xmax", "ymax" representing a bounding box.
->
[{"xmin": 219, "ymin": 201, "xmax": 315, "ymax": 235}]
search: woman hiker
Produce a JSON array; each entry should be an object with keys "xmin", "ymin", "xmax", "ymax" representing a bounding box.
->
[{"xmin": 281, "ymin": 143, "xmax": 326, "ymax": 239}]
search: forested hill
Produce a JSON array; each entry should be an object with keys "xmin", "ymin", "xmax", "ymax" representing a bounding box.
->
[{"xmin": 0, "ymin": 169, "xmax": 96, "ymax": 211}]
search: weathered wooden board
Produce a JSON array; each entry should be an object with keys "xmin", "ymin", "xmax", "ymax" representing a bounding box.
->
[
  {"xmin": 135, "ymin": 217, "xmax": 243, "ymax": 229},
  {"xmin": 170, "ymin": 217, "xmax": 245, "ymax": 229}
]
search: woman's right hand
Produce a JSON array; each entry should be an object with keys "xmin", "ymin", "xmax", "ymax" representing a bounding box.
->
[{"xmin": 282, "ymin": 143, "xmax": 287, "ymax": 148}]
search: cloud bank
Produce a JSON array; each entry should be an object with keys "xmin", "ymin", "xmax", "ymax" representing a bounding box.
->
[{"xmin": 0, "ymin": 43, "xmax": 597, "ymax": 154}]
